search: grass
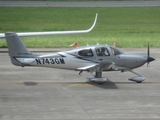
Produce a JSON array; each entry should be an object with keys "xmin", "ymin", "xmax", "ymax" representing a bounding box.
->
[{"xmin": 0, "ymin": 7, "xmax": 160, "ymax": 48}]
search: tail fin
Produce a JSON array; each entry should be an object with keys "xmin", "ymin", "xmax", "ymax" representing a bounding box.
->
[
  {"xmin": 5, "ymin": 32, "xmax": 31, "ymax": 57},
  {"xmin": 5, "ymin": 32, "xmax": 32, "ymax": 66}
]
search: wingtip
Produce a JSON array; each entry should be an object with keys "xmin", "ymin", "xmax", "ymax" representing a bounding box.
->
[
  {"xmin": 96, "ymin": 13, "xmax": 98, "ymax": 17},
  {"xmin": 86, "ymin": 13, "xmax": 98, "ymax": 32}
]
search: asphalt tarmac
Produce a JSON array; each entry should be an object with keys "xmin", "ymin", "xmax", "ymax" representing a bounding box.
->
[{"xmin": 0, "ymin": 48, "xmax": 160, "ymax": 120}]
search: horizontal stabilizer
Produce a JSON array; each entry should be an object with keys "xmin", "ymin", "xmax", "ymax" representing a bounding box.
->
[{"xmin": 16, "ymin": 58, "xmax": 35, "ymax": 64}]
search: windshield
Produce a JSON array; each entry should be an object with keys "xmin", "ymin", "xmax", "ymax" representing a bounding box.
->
[{"xmin": 110, "ymin": 47, "xmax": 123, "ymax": 55}]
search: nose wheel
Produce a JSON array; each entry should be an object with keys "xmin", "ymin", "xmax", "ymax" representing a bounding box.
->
[
  {"xmin": 87, "ymin": 71, "xmax": 107, "ymax": 83},
  {"xmin": 128, "ymin": 70, "xmax": 145, "ymax": 83}
]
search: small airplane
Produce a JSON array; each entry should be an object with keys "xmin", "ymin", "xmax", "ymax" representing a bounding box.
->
[{"xmin": 0, "ymin": 13, "xmax": 155, "ymax": 83}]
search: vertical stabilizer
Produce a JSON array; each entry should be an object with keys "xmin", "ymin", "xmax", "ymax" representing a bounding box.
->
[
  {"xmin": 5, "ymin": 32, "xmax": 31, "ymax": 57},
  {"xmin": 5, "ymin": 33, "xmax": 32, "ymax": 66}
]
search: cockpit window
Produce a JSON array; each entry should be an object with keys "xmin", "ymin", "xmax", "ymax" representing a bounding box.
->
[
  {"xmin": 78, "ymin": 49, "xmax": 93, "ymax": 57},
  {"xmin": 110, "ymin": 47, "xmax": 123, "ymax": 55},
  {"xmin": 95, "ymin": 47, "xmax": 110, "ymax": 56}
]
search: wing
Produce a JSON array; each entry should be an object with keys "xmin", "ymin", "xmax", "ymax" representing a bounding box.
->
[
  {"xmin": 77, "ymin": 61, "xmax": 116, "ymax": 73},
  {"xmin": 77, "ymin": 64, "xmax": 100, "ymax": 74},
  {"xmin": 0, "ymin": 13, "xmax": 98, "ymax": 38},
  {"xmin": 100, "ymin": 62, "xmax": 116, "ymax": 71}
]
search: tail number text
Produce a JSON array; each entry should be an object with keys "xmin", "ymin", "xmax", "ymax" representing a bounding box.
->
[{"xmin": 35, "ymin": 58, "xmax": 65, "ymax": 65}]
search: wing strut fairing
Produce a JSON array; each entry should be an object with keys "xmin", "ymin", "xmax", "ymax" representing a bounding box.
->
[{"xmin": 0, "ymin": 13, "xmax": 98, "ymax": 38}]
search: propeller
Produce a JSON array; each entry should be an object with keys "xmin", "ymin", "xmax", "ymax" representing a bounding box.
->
[{"xmin": 147, "ymin": 42, "xmax": 155, "ymax": 67}]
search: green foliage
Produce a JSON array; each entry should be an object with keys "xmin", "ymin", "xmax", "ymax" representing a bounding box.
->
[{"xmin": 0, "ymin": 7, "xmax": 160, "ymax": 48}]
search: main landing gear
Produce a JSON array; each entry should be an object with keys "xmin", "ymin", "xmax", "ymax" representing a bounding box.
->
[{"xmin": 87, "ymin": 71, "xmax": 107, "ymax": 84}]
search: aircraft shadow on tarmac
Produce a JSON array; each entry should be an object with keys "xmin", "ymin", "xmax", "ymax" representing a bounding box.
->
[
  {"xmin": 23, "ymin": 82, "xmax": 38, "ymax": 86},
  {"xmin": 86, "ymin": 80, "xmax": 119, "ymax": 89},
  {"xmin": 86, "ymin": 80, "xmax": 142, "ymax": 89}
]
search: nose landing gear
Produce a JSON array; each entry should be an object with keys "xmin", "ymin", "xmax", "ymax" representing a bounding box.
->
[{"xmin": 128, "ymin": 70, "xmax": 145, "ymax": 83}]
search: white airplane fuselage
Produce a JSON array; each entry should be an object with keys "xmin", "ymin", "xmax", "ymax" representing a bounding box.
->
[{"xmin": 13, "ymin": 45, "xmax": 151, "ymax": 72}]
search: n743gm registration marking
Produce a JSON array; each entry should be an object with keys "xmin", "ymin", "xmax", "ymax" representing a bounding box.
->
[{"xmin": 35, "ymin": 58, "xmax": 65, "ymax": 65}]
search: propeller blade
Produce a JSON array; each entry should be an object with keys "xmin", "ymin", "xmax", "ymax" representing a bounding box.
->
[
  {"xmin": 147, "ymin": 41, "xmax": 155, "ymax": 67},
  {"xmin": 148, "ymin": 41, "xmax": 150, "ymax": 57},
  {"xmin": 147, "ymin": 41, "xmax": 149, "ymax": 67}
]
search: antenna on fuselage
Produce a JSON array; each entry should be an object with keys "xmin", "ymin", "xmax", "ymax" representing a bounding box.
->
[{"xmin": 80, "ymin": 37, "xmax": 89, "ymax": 46}]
